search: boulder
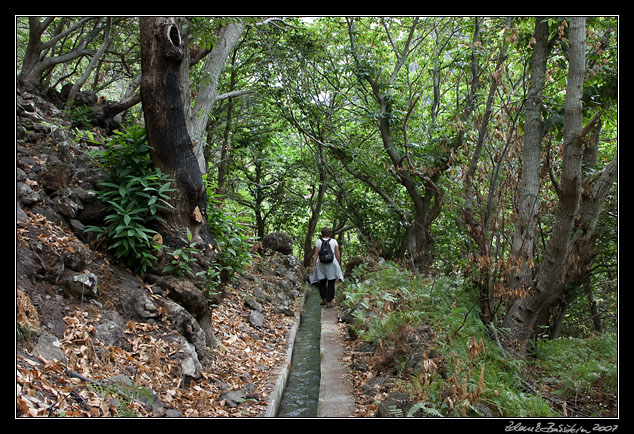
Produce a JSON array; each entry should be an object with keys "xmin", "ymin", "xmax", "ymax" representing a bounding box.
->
[
  {"xmin": 145, "ymin": 274, "xmax": 208, "ymax": 320},
  {"xmin": 40, "ymin": 155, "xmax": 73, "ymax": 193},
  {"xmin": 163, "ymin": 333, "xmax": 203, "ymax": 382},
  {"xmin": 261, "ymin": 232, "xmax": 293, "ymax": 255},
  {"xmin": 361, "ymin": 376, "xmax": 393, "ymax": 397},
  {"xmin": 63, "ymin": 271, "xmax": 99, "ymax": 299},
  {"xmin": 16, "ymin": 202, "xmax": 29, "ymax": 224},
  {"xmin": 33, "ymin": 332, "xmax": 66, "ymax": 362},
  {"xmin": 16, "ymin": 181, "xmax": 40, "ymax": 206},
  {"xmin": 106, "ymin": 267, "xmax": 159, "ymax": 321},
  {"xmin": 377, "ymin": 391, "xmax": 420, "ymax": 417},
  {"xmin": 249, "ymin": 310, "xmax": 264, "ymax": 328},
  {"xmin": 244, "ymin": 297, "xmax": 263, "ymax": 312},
  {"xmin": 154, "ymin": 297, "xmax": 209, "ymax": 357},
  {"xmin": 94, "ymin": 311, "xmax": 126, "ymax": 347},
  {"xmin": 144, "ymin": 273, "xmax": 219, "ymax": 353},
  {"xmin": 221, "ymin": 390, "xmax": 245, "ymax": 408}
]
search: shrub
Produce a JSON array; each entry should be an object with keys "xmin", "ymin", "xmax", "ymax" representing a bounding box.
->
[
  {"xmin": 85, "ymin": 125, "xmax": 174, "ymax": 275},
  {"xmin": 162, "ymin": 228, "xmax": 198, "ymax": 277},
  {"xmin": 203, "ymin": 184, "xmax": 254, "ymax": 296}
]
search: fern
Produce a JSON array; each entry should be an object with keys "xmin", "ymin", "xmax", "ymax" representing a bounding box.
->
[
  {"xmin": 340, "ymin": 262, "xmax": 561, "ymax": 417},
  {"xmin": 407, "ymin": 401, "xmax": 443, "ymax": 417},
  {"xmin": 387, "ymin": 405, "xmax": 403, "ymax": 417}
]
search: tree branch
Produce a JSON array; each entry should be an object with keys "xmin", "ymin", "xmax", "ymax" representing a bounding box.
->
[{"xmin": 215, "ymin": 88, "xmax": 253, "ymax": 101}]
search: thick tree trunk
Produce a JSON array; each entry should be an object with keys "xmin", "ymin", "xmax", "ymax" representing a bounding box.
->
[
  {"xmin": 508, "ymin": 17, "xmax": 549, "ymax": 292},
  {"xmin": 19, "ymin": 18, "xmax": 55, "ymax": 92},
  {"xmin": 139, "ymin": 17, "xmax": 211, "ymax": 248},
  {"xmin": 139, "ymin": 17, "xmax": 218, "ymax": 355},
  {"xmin": 501, "ymin": 17, "xmax": 587, "ymax": 357}
]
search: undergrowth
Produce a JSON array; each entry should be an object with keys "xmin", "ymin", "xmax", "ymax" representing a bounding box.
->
[
  {"xmin": 534, "ymin": 333, "xmax": 617, "ymax": 412},
  {"xmin": 84, "ymin": 125, "xmax": 174, "ymax": 275},
  {"xmin": 203, "ymin": 181, "xmax": 254, "ymax": 294},
  {"xmin": 339, "ymin": 261, "xmax": 616, "ymax": 417}
]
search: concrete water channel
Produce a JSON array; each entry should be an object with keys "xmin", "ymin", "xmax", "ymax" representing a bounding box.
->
[
  {"xmin": 270, "ymin": 284, "xmax": 356, "ymax": 418},
  {"xmin": 276, "ymin": 285, "xmax": 322, "ymax": 417}
]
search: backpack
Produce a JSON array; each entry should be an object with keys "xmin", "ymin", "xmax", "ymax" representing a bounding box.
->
[{"xmin": 318, "ymin": 238, "xmax": 334, "ymax": 264}]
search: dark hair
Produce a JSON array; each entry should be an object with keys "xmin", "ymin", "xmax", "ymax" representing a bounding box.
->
[{"xmin": 321, "ymin": 227, "xmax": 332, "ymax": 237}]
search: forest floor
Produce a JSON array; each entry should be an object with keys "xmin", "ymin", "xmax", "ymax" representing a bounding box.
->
[
  {"xmin": 334, "ymin": 266, "xmax": 618, "ymax": 419},
  {"xmin": 16, "ymin": 250, "xmax": 302, "ymax": 418}
]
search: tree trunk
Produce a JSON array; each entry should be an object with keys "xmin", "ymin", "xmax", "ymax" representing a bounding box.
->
[
  {"xmin": 346, "ymin": 17, "xmax": 436, "ymax": 274},
  {"xmin": 462, "ymin": 18, "xmax": 511, "ymax": 324},
  {"xmin": 501, "ymin": 17, "xmax": 587, "ymax": 357},
  {"xmin": 585, "ymin": 282, "xmax": 603, "ymax": 333},
  {"xmin": 302, "ymin": 162, "xmax": 326, "ymax": 268},
  {"xmin": 187, "ymin": 21, "xmax": 245, "ymax": 174},
  {"xmin": 216, "ymin": 47, "xmax": 239, "ymax": 197},
  {"xmin": 18, "ymin": 17, "xmax": 98, "ymax": 93},
  {"xmin": 508, "ymin": 17, "xmax": 550, "ymax": 292},
  {"xmin": 139, "ymin": 17, "xmax": 212, "ymax": 248}
]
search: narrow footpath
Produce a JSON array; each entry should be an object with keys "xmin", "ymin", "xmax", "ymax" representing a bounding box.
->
[{"xmin": 317, "ymin": 305, "xmax": 356, "ymax": 417}]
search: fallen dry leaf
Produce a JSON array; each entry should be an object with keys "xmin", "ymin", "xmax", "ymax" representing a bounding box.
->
[{"xmin": 16, "ymin": 255, "xmax": 298, "ymax": 418}]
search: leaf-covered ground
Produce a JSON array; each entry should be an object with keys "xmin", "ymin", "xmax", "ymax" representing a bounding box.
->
[{"xmin": 17, "ymin": 258, "xmax": 298, "ymax": 418}]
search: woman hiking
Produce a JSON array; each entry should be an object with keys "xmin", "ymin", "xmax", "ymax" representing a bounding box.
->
[{"xmin": 309, "ymin": 227, "xmax": 344, "ymax": 308}]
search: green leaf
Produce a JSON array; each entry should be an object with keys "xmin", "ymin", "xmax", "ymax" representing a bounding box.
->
[
  {"xmin": 135, "ymin": 227, "xmax": 150, "ymax": 241},
  {"xmin": 98, "ymin": 181, "xmax": 122, "ymax": 190},
  {"xmin": 106, "ymin": 200, "xmax": 126, "ymax": 214},
  {"xmin": 159, "ymin": 182, "xmax": 173, "ymax": 194}
]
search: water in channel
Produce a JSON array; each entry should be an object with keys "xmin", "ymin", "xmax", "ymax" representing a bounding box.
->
[{"xmin": 276, "ymin": 285, "xmax": 322, "ymax": 417}]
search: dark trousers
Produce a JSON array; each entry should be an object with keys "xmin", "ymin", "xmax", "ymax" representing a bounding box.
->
[{"xmin": 319, "ymin": 279, "xmax": 336, "ymax": 302}]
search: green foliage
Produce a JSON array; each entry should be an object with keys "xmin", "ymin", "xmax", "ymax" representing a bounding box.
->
[
  {"xmin": 162, "ymin": 228, "xmax": 199, "ymax": 277},
  {"xmin": 88, "ymin": 381, "xmax": 155, "ymax": 417},
  {"xmin": 342, "ymin": 258, "xmax": 617, "ymax": 416},
  {"xmin": 535, "ymin": 333, "xmax": 617, "ymax": 400},
  {"xmin": 16, "ymin": 323, "xmax": 38, "ymax": 343},
  {"xmin": 340, "ymin": 263, "xmax": 561, "ymax": 417},
  {"xmin": 85, "ymin": 125, "xmax": 174, "ymax": 275},
  {"xmin": 65, "ymin": 102, "xmax": 92, "ymax": 129},
  {"xmin": 204, "ymin": 181, "xmax": 254, "ymax": 292},
  {"xmin": 406, "ymin": 401, "xmax": 444, "ymax": 417}
]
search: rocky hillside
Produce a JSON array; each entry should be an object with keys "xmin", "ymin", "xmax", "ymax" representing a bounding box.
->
[{"xmin": 16, "ymin": 89, "xmax": 306, "ymax": 417}]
